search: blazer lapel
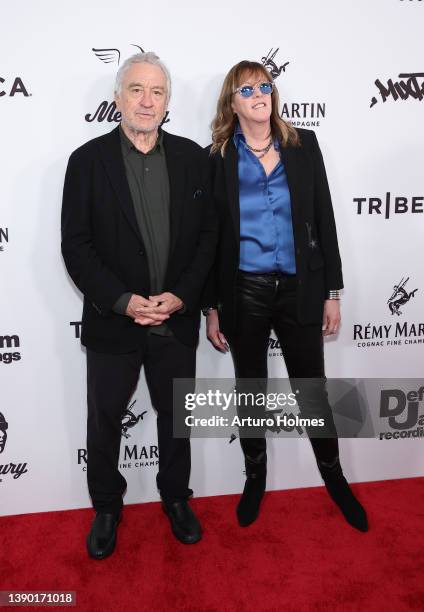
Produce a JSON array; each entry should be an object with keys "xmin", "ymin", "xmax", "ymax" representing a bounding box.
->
[
  {"xmin": 97, "ymin": 126, "xmax": 143, "ymax": 243},
  {"xmin": 162, "ymin": 131, "xmax": 186, "ymax": 256},
  {"xmin": 223, "ymin": 140, "xmax": 240, "ymax": 243},
  {"xmin": 280, "ymin": 144, "xmax": 306, "ymax": 230}
]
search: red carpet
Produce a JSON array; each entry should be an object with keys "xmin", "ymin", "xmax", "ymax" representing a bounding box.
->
[{"xmin": 2, "ymin": 478, "xmax": 424, "ymax": 611}]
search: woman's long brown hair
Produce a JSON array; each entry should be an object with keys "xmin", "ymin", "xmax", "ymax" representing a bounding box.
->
[{"xmin": 211, "ymin": 60, "xmax": 299, "ymax": 156}]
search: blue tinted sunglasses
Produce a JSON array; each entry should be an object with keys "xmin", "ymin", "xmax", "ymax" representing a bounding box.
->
[{"xmin": 233, "ymin": 82, "xmax": 274, "ymax": 98}]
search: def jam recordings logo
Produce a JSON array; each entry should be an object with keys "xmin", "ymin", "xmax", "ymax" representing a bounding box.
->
[
  {"xmin": 353, "ymin": 278, "xmax": 423, "ymax": 349},
  {"xmin": 370, "ymin": 72, "xmax": 424, "ymax": 107},
  {"xmin": 0, "ymin": 412, "xmax": 29, "ymax": 483},
  {"xmin": 85, "ymin": 44, "xmax": 170, "ymax": 126},
  {"xmin": 379, "ymin": 386, "xmax": 424, "ymax": 441},
  {"xmin": 0, "ymin": 77, "xmax": 31, "ymax": 97},
  {"xmin": 0, "ymin": 227, "xmax": 8, "ymax": 252},
  {"xmin": 0, "ymin": 334, "xmax": 22, "ymax": 365},
  {"xmin": 353, "ymin": 193, "xmax": 423, "ymax": 218},
  {"xmin": 260, "ymin": 48, "xmax": 326, "ymax": 128},
  {"xmin": 77, "ymin": 400, "xmax": 158, "ymax": 471}
]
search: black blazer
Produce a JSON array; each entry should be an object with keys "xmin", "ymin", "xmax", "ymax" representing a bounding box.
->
[
  {"xmin": 202, "ymin": 128, "xmax": 343, "ymax": 340},
  {"xmin": 61, "ymin": 126, "xmax": 217, "ymax": 352}
]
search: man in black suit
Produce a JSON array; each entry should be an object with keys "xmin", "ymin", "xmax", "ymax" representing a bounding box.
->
[{"xmin": 61, "ymin": 52, "xmax": 217, "ymax": 558}]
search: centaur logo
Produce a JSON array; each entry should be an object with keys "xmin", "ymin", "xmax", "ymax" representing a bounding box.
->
[
  {"xmin": 379, "ymin": 385, "xmax": 424, "ymax": 440},
  {"xmin": 77, "ymin": 399, "xmax": 158, "ymax": 471},
  {"xmin": 353, "ymin": 277, "xmax": 424, "ymax": 349},
  {"xmin": 261, "ymin": 48, "xmax": 289, "ymax": 79},
  {"xmin": 261, "ymin": 48, "xmax": 326, "ymax": 128},
  {"xmin": 387, "ymin": 277, "xmax": 418, "ymax": 316},
  {"xmin": 121, "ymin": 400, "xmax": 147, "ymax": 439}
]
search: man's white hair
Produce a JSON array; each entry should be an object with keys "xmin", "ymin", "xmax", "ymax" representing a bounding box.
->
[{"xmin": 114, "ymin": 51, "xmax": 171, "ymax": 103}]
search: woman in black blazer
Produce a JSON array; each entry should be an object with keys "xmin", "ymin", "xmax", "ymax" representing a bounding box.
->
[{"xmin": 203, "ymin": 60, "xmax": 368, "ymax": 532}]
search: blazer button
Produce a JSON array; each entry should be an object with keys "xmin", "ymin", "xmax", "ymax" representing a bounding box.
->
[{"xmin": 138, "ymin": 249, "xmax": 144, "ymax": 256}]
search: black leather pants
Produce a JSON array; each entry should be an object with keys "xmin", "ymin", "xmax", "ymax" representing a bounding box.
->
[{"xmin": 230, "ymin": 270, "xmax": 340, "ymax": 478}]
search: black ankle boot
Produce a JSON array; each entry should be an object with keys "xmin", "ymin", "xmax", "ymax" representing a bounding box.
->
[
  {"xmin": 320, "ymin": 459, "xmax": 368, "ymax": 532},
  {"xmin": 236, "ymin": 453, "xmax": 267, "ymax": 527}
]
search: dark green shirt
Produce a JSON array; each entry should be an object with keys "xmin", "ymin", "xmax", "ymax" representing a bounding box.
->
[{"xmin": 114, "ymin": 125, "xmax": 172, "ymax": 336}]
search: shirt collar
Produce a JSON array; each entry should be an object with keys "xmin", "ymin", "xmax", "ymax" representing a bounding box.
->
[
  {"xmin": 119, "ymin": 124, "xmax": 164, "ymax": 155},
  {"xmin": 233, "ymin": 122, "xmax": 244, "ymax": 147}
]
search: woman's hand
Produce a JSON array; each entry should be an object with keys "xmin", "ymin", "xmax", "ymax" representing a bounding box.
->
[
  {"xmin": 206, "ymin": 309, "xmax": 229, "ymax": 352},
  {"xmin": 322, "ymin": 299, "xmax": 341, "ymax": 336}
]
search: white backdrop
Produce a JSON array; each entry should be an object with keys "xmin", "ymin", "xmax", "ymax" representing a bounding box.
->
[{"xmin": 1, "ymin": 0, "xmax": 423, "ymax": 516}]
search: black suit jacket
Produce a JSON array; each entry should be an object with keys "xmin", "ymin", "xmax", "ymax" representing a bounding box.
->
[
  {"xmin": 202, "ymin": 128, "xmax": 343, "ymax": 340},
  {"xmin": 61, "ymin": 126, "xmax": 217, "ymax": 352}
]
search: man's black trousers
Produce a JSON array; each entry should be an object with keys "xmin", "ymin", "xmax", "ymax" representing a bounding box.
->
[{"xmin": 86, "ymin": 333, "xmax": 195, "ymax": 515}]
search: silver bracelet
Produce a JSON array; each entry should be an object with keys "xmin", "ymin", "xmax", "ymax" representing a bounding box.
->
[{"xmin": 327, "ymin": 290, "xmax": 341, "ymax": 300}]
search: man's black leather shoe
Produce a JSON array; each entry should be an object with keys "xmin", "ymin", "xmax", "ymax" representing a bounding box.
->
[
  {"xmin": 162, "ymin": 499, "xmax": 202, "ymax": 544},
  {"xmin": 86, "ymin": 512, "xmax": 121, "ymax": 559}
]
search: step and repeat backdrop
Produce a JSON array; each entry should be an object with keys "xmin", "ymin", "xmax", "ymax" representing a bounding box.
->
[{"xmin": 1, "ymin": 0, "xmax": 423, "ymax": 516}]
